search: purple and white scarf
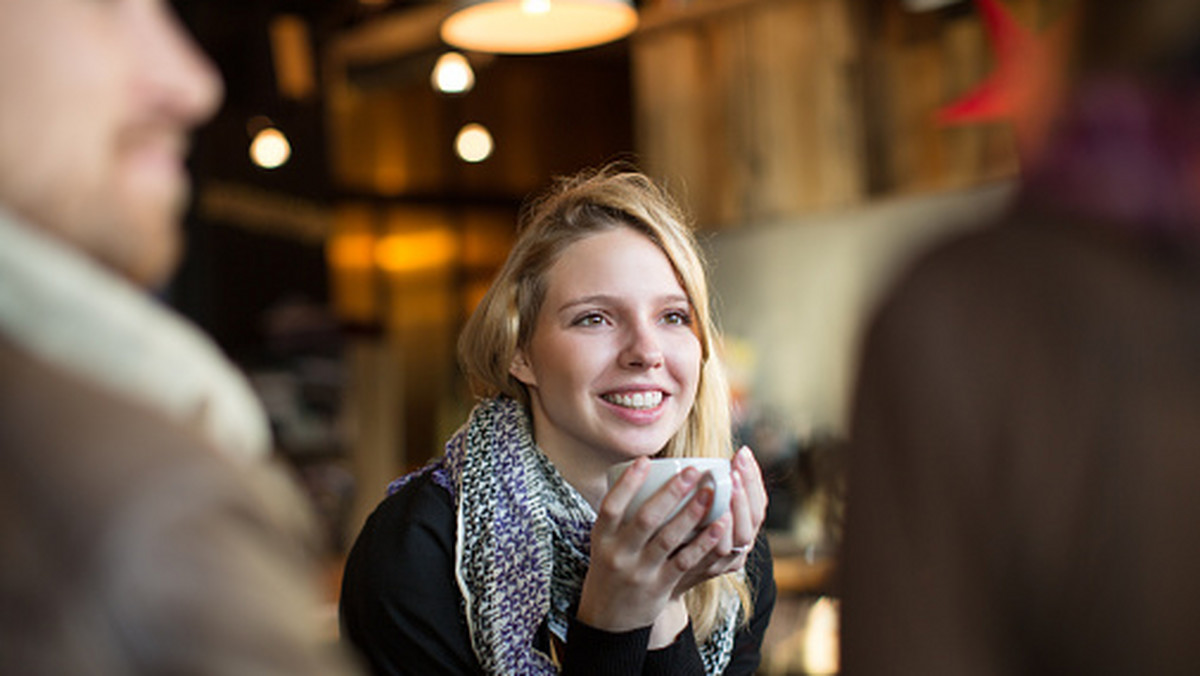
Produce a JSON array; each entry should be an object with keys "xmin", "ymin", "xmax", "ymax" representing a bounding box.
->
[{"xmin": 389, "ymin": 397, "xmax": 738, "ymax": 674}]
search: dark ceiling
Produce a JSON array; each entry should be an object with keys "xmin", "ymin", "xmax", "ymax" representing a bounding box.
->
[
  {"xmin": 168, "ymin": 0, "xmax": 636, "ymax": 359},
  {"xmin": 170, "ymin": 0, "xmax": 393, "ymax": 356},
  {"xmin": 174, "ymin": 0, "xmax": 634, "ymax": 201}
]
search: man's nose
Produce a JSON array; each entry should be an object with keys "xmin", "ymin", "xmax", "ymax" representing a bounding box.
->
[{"xmin": 135, "ymin": 2, "xmax": 224, "ymax": 127}]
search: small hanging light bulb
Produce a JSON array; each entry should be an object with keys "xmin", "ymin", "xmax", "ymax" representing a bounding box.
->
[
  {"xmin": 455, "ymin": 123, "xmax": 493, "ymax": 163},
  {"xmin": 250, "ymin": 126, "xmax": 291, "ymax": 169},
  {"xmin": 431, "ymin": 52, "xmax": 475, "ymax": 94}
]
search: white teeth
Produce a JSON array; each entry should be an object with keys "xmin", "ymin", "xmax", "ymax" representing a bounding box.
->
[{"xmin": 604, "ymin": 391, "xmax": 663, "ymax": 410}]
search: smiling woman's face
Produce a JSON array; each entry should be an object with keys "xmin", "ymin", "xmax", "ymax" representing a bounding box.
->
[{"xmin": 510, "ymin": 225, "xmax": 702, "ymax": 468}]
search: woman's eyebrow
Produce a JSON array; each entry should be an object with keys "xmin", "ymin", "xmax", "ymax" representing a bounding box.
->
[{"xmin": 557, "ymin": 293, "xmax": 690, "ymax": 313}]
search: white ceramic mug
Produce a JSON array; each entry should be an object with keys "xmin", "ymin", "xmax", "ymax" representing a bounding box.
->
[{"xmin": 606, "ymin": 457, "xmax": 732, "ymax": 527}]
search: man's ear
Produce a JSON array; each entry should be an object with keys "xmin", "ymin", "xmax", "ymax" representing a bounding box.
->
[{"xmin": 510, "ymin": 349, "xmax": 536, "ymax": 386}]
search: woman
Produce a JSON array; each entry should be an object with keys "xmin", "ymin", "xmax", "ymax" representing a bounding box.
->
[{"xmin": 340, "ymin": 167, "xmax": 775, "ymax": 675}]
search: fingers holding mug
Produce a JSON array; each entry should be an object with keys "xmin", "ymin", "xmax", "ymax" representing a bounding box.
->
[
  {"xmin": 735, "ymin": 445, "xmax": 769, "ymax": 524},
  {"xmin": 727, "ymin": 446, "xmax": 767, "ymax": 556}
]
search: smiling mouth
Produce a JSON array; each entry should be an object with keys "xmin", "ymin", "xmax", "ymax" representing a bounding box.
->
[{"xmin": 602, "ymin": 390, "xmax": 664, "ymax": 410}]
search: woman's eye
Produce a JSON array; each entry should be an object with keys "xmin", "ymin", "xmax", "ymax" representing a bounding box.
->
[
  {"xmin": 662, "ymin": 310, "xmax": 692, "ymax": 326},
  {"xmin": 573, "ymin": 313, "xmax": 608, "ymax": 327}
]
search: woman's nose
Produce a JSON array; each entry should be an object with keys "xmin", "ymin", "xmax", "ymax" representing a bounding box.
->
[{"xmin": 621, "ymin": 322, "xmax": 664, "ymax": 369}]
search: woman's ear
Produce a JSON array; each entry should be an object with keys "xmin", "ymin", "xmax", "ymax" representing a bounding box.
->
[{"xmin": 510, "ymin": 349, "xmax": 537, "ymax": 386}]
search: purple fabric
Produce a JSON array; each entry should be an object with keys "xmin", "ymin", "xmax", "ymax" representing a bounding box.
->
[
  {"xmin": 387, "ymin": 458, "xmax": 454, "ymax": 499},
  {"xmin": 1023, "ymin": 78, "xmax": 1200, "ymax": 239}
]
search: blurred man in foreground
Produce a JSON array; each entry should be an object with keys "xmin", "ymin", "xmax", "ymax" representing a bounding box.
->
[
  {"xmin": 0, "ymin": 0, "xmax": 357, "ymax": 672},
  {"xmin": 842, "ymin": 1, "xmax": 1200, "ymax": 674}
]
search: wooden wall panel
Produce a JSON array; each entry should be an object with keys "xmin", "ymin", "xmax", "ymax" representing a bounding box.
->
[
  {"xmin": 634, "ymin": 0, "xmax": 866, "ymax": 228},
  {"xmin": 858, "ymin": 0, "xmax": 1018, "ymax": 195},
  {"xmin": 633, "ymin": 0, "xmax": 1068, "ymax": 229},
  {"xmin": 748, "ymin": 0, "xmax": 864, "ymax": 215},
  {"xmin": 632, "ymin": 28, "xmax": 716, "ymax": 222}
]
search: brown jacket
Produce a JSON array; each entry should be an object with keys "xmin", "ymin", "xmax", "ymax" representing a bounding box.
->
[
  {"xmin": 0, "ymin": 338, "xmax": 359, "ymax": 675},
  {"xmin": 842, "ymin": 210, "xmax": 1200, "ymax": 675}
]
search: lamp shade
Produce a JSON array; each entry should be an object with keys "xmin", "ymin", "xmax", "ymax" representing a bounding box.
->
[{"xmin": 440, "ymin": 0, "xmax": 638, "ymax": 54}]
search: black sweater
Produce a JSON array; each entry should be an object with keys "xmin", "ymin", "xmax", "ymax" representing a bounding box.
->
[{"xmin": 340, "ymin": 471, "xmax": 776, "ymax": 675}]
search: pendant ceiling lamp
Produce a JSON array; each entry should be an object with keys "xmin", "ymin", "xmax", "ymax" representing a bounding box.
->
[{"xmin": 440, "ymin": 0, "xmax": 638, "ymax": 54}]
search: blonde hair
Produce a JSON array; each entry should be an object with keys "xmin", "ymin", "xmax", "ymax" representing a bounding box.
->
[{"xmin": 458, "ymin": 165, "xmax": 752, "ymax": 638}]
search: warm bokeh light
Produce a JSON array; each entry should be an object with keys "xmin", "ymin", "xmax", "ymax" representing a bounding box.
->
[
  {"xmin": 440, "ymin": 0, "xmax": 637, "ymax": 54},
  {"xmin": 522, "ymin": 0, "xmax": 552, "ymax": 14},
  {"xmin": 431, "ymin": 52, "xmax": 475, "ymax": 94},
  {"xmin": 327, "ymin": 205, "xmax": 381, "ymax": 324},
  {"xmin": 455, "ymin": 123, "xmax": 494, "ymax": 163},
  {"xmin": 328, "ymin": 233, "xmax": 377, "ymax": 270},
  {"xmin": 268, "ymin": 14, "xmax": 316, "ymax": 100},
  {"xmin": 802, "ymin": 597, "xmax": 840, "ymax": 675},
  {"xmin": 250, "ymin": 127, "xmax": 292, "ymax": 169},
  {"xmin": 374, "ymin": 229, "xmax": 459, "ymax": 273}
]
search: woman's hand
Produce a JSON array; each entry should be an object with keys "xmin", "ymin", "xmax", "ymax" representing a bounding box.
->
[
  {"xmin": 575, "ymin": 448, "xmax": 768, "ymax": 642},
  {"xmin": 577, "ymin": 458, "xmax": 723, "ymax": 636},
  {"xmin": 668, "ymin": 446, "xmax": 769, "ymax": 596}
]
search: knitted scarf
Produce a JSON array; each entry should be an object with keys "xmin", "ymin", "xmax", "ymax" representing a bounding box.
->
[{"xmin": 389, "ymin": 397, "xmax": 738, "ymax": 674}]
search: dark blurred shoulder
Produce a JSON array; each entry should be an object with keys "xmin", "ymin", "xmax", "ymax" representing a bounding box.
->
[{"xmin": 0, "ymin": 335, "xmax": 315, "ymax": 546}]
